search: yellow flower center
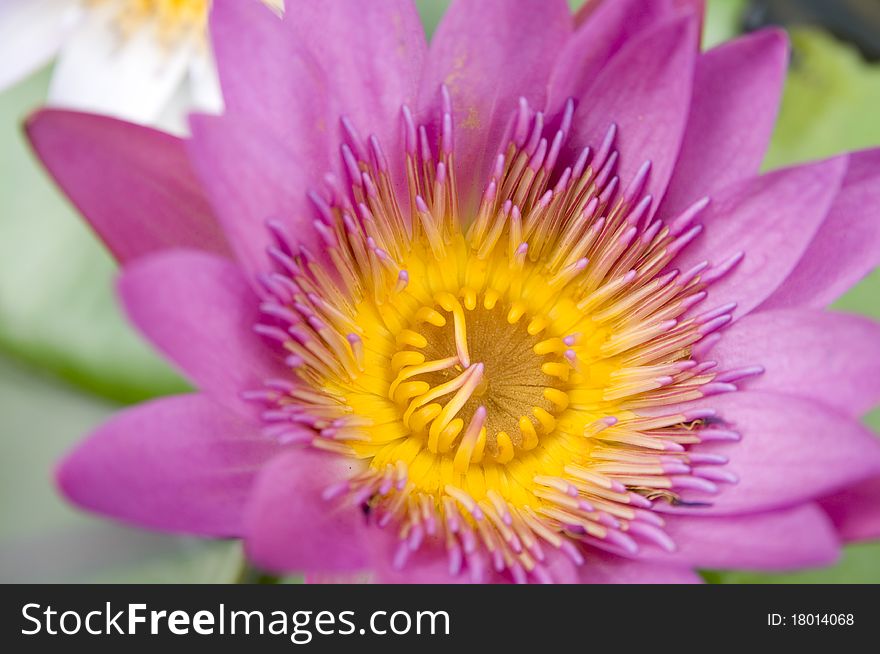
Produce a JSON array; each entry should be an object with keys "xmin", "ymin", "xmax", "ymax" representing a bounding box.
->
[
  {"xmin": 255, "ymin": 96, "xmax": 739, "ymax": 581},
  {"xmin": 341, "ymin": 232, "xmax": 608, "ymax": 501}
]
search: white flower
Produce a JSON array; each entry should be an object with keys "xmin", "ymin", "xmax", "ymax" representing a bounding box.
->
[{"xmin": 0, "ymin": 0, "xmax": 282, "ymax": 132}]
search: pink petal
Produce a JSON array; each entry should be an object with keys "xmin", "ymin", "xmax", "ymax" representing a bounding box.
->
[
  {"xmin": 200, "ymin": 0, "xmax": 427, "ymax": 279},
  {"xmin": 26, "ymin": 109, "xmax": 229, "ymax": 263},
  {"xmin": 572, "ymin": 0, "xmax": 606, "ymax": 26},
  {"xmin": 118, "ymin": 249, "xmax": 288, "ymax": 417},
  {"xmin": 578, "ymin": 552, "xmax": 701, "ymax": 584},
  {"xmin": 374, "ymin": 565, "xmax": 475, "ymax": 584},
  {"xmin": 305, "ymin": 571, "xmax": 375, "ymax": 584},
  {"xmin": 282, "ymin": 0, "xmax": 426, "ymax": 160},
  {"xmin": 820, "ymin": 477, "xmax": 880, "ymax": 543},
  {"xmin": 369, "ymin": 540, "xmax": 579, "ymax": 584},
  {"xmin": 672, "ymin": 155, "xmax": 848, "ymax": 316},
  {"xmin": 548, "ymin": 0, "xmax": 699, "ymax": 112},
  {"xmin": 419, "ymin": 0, "xmax": 572, "ymax": 203},
  {"xmin": 660, "ymin": 391, "xmax": 880, "ymax": 515},
  {"xmin": 565, "ymin": 15, "xmax": 699, "ymax": 210},
  {"xmin": 57, "ymin": 394, "xmax": 278, "ymax": 536},
  {"xmin": 365, "ymin": 526, "xmax": 585, "ymax": 583},
  {"xmin": 369, "ymin": 536, "xmax": 473, "ymax": 584},
  {"xmin": 659, "ymin": 29, "xmax": 789, "ymax": 217},
  {"xmin": 709, "ymin": 309, "xmax": 880, "ymax": 417},
  {"xmin": 186, "ymin": 114, "xmax": 318, "ymax": 284},
  {"xmin": 759, "ymin": 148, "xmax": 880, "ymax": 309},
  {"xmin": 209, "ymin": 0, "xmax": 334, "ymax": 171},
  {"xmin": 243, "ymin": 449, "xmax": 370, "ymax": 573},
  {"xmin": 655, "ymin": 504, "xmax": 840, "ymax": 571}
]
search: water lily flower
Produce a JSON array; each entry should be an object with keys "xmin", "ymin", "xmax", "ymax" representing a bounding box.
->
[
  {"xmin": 27, "ymin": 0, "xmax": 880, "ymax": 583},
  {"xmin": 0, "ymin": 0, "xmax": 280, "ymax": 129}
]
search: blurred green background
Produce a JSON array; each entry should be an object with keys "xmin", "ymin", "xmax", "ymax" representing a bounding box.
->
[{"xmin": 0, "ymin": 0, "xmax": 878, "ymax": 583}]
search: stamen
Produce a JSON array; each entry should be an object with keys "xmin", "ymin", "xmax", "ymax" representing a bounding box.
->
[
  {"xmin": 453, "ymin": 406, "xmax": 487, "ymax": 473},
  {"xmin": 248, "ymin": 90, "xmax": 745, "ymax": 583}
]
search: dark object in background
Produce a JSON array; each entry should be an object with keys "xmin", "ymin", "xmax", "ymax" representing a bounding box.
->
[{"xmin": 745, "ymin": 0, "xmax": 880, "ymax": 60}]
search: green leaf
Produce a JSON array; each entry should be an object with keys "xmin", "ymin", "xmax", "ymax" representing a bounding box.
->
[
  {"xmin": 764, "ymin": 28, "xmax": 880, "ymax": 170},
  {"xmin": 414, "ymin": 0, "xmax": 449, "ymax": 37},
  {"xmin": 0, "ymin": 68, "xmax": 188, "ymax": 403},
  {"xmin": 704, "ymin": 0, "xmax": 748, "ymax": 49},
  {"xmin": 708, "ymin": 543, "xmax": 880, "ymax": 584}
]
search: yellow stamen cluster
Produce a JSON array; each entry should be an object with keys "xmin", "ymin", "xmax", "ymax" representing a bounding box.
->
[{"xmin": 253, "ymin": 95, "xmax": 738, "ymax": 581}]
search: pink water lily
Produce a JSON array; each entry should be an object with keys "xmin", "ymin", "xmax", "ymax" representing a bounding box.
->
[{"xmin": 28, "ymin": 0, "xmax": 880, "ymax": 583}]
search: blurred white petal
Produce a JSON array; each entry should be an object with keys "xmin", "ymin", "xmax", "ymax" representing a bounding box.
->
[
  {"xmin": 152, "ymin": 51, "xmax": 223, "ymax": 135},
  {"xmin": 152, "ymin": 84, "xmax": 191, "ymax": 135},
  {"xmin": 48, "ymin": 5, "xmax": 194, "ymax": 125},
  {"xmin": 0, "ymin": 0, "xmax": 76, "ymax": 91},
  {"xmin": 188, "ymin": 49, "xmax": 224, "ymax": 115}
]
